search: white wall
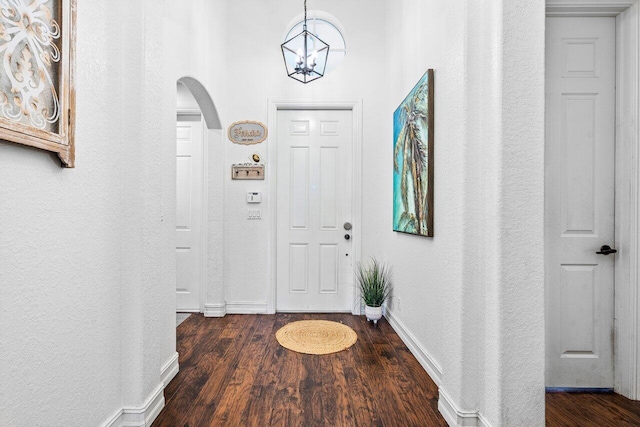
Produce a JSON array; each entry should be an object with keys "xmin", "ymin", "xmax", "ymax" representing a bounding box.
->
[
  {"xmin": 177, "ymin": 82, "xmax": 199, "ymax": 110},
  {"xmin": 384, "ymin": 1, "xmax": 546, "ymax": 426},
  {"xmin": 383, "ymin": 0, "xmax": 466, "ymax": 386},
  {"xmin": 169, "ymin": 0, "xmax": 390, "ymax": 313},
  {"xmin": 0, "ymin": 1, "xmax": 176, "ymax": 425},
  {"xmin": 218, "ymin": 0, "xmax": 390, "ymax": 309},
  {"xmin": 171, "ymin": 0, "xmax": 227, "ymax": 316},
  {"xmin": 169, "ymin": 0, "xmax": 546, "ymax": 425}
]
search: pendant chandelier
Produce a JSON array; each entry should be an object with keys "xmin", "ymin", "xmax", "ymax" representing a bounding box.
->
[{"xmin": 281, "ymin": 0, "xmax": 330, "ymax": 84}]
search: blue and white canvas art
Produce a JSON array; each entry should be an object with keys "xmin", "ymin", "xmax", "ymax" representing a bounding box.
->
[{"xmin": 393, "ymin": 69, "xmax": 434, "ymax": 237}]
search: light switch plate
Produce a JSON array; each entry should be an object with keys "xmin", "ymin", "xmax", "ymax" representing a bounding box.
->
[{"xmin": 247, "ymin": 209, "xmax": 261, "ymax": 220}]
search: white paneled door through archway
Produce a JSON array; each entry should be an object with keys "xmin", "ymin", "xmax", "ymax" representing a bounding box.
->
[{"xmin": 176, "ymin": 113, "xmax": 204, "ymax": 312}]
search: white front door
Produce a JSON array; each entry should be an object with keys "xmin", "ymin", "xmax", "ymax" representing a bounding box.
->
[
  {"xmin": 276, "ymin": 109, "xmax": 354, "ymax": 312},
  {"xmin": 545, "ymin": 17, "xmax": 616, "ymax": 388},
  {"xmin": 176, "ymin": 114, "xmax": 204, "ymax": 312}
]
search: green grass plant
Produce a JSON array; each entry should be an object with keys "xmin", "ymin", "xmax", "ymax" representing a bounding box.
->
[{"xmin": 357, "ymin": 257, "xmax": 392, "ymax": 308}]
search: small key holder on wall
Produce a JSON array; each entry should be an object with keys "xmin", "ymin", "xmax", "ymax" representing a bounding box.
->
[{"xmin": 232, "ymin": 163, "xmax": 265, "ymax": 180}]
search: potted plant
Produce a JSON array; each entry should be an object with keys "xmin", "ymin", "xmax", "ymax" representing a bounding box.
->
[{"xmin": 356, "ymin": 257, "xmax": 392, "ymax": 325}]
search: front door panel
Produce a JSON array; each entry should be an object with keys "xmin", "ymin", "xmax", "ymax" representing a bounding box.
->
[{"xmin": 276, "ymin": 110, "xmax": 353, "ymax": 312}]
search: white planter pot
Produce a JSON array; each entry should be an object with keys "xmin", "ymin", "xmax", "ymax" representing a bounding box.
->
[{"xmin": 365, "ymin": 305, "xmax": 383, "ymax": 325}]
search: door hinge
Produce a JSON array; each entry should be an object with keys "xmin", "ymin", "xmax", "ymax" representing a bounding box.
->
[
  {"xmin": 68, "ymin": 109, "xmax": 71, "ymax": 126},
  {"xmin": 611, "ymin": 327, "xmax": 615, "ymax": 354}
]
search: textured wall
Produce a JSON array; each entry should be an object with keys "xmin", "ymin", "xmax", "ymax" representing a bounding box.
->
[
  {"xmin": 0, "ymin": 0, "xmax": 175, "ymax": 424},
  {"xmin": 170, "ymin": 0, "xmax": 227, "ymax": 315},
  {"xmin": 382, "ymin": 0, "xmax": 466, "ymax": 391},
  {"xmin": 0, "ymin": 1, "xmax": 124, "ymax": 424},
  {"xmin": 170, "ymin": 0, "xmax": 390, "ymax": 310},
  {"xmin": 492, "ymin": 1, "xmax": 545, "ymax": 424},
  {"xmin": 384, "ymin": 1, "xmax": 545, "ymax": 425},
  {"xmin": 217, "ymin": 0, "xmax": 390, "ymax": 307}
]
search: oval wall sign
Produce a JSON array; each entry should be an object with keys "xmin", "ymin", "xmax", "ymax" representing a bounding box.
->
[{"xmin": 228, "ymin": 120, "xmax": 268, "ymax": 145}]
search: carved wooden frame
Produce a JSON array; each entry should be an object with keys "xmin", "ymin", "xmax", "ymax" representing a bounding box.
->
[{"xmin": 0, "ymin": 0, "xmax": 76, "ymax": 167}]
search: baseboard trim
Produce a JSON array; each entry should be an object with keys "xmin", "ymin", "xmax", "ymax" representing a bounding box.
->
[
  {"xmin": 385, "ymin": 308, "xmax": 443, "ymax": 385},
  {"xmin": 104, "ymin": 409, "xmax": 123, "ymax": 427},
  {"xmin": 122, "ymin": 384, "xmax": 165, "ymax": 427},
  {"xmin": 438, "ymin": 389, "xmax": 480, "ymax": 427},
  {"xmin": 385, "ymin": 310, "xmax": 492, "ymax": 427},
  {"xmin": 103, "ymin": 384, "xmax": 165, "ymax": 427},
  {"xmin": 438, "ymin": 389, "xmax": 492, "ymax": 427},
  {"xmin": 477, "ymin": 413, "xmax": 491, "ymax": 427},
  {"xmin": 225, "ymin": 301, "xmax": 268, "ymax": 314},
  {"xmin": 161, "ymin": 352, "xmax": 179, "ymax": 387},
  {"xmin": 204, "ymin": 303, "xmax": 227, "ymax": 317}
]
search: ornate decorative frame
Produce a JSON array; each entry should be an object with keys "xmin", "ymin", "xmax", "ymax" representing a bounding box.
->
[
  {"xmin": 227, "ymin": 120, "xmax": 268, "ymax": 145},
  {"xmin": 0, "ymin": 0, "xmax": 76, "ymax": 167}
]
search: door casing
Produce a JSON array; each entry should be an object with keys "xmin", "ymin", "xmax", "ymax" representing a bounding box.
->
[
  {"xmin": 267, "ymin": 100, "xmax": 363, "ymax": 315},
  {"xmin": 546, "ymin": 0, "xmax": 640, "ymax": 399}
]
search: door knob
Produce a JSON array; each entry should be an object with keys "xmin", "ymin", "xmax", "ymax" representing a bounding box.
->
[
  {"xmin": 596, "ymin": 245, "xmax": 618, "ymax": 255},
  {"xmin": 344, "ymin": 234, "xmax": 351, "ymax": 240}
]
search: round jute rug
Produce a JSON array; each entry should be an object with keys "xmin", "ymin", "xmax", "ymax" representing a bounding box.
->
[{"xmin": 275, "ymin": 320, "xmax": 358, "ymax": 355}]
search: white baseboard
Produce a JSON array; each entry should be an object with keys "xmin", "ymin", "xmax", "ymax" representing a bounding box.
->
[
  {"xmin": 204, "ymin": 303, "xmax": 227, "ymax": 317},
  {"xmin": 102, "ymin": 353, "xmax": 177, "ymax": 427},
  {"xmin": 104, "ymin": 384, "xmax": 165, "ymax": 427},
  {"xmin": 104, "ymin": 409, "xmax": 124, "ymax": 427},
  {"xmin": 225, "ymin": 301, "xmax": 268, "ymax": 314},
  {"xmin": 438, "ymin": 389, "xmax": 492, "ymax": 427},
  {"xmin": 438, "ymin": 389, "xmax": 479, "ymax": 427},
  {"xmin": 385, "ymin": 307, "xmax": 443, "ymax": 385},
  {"xmin": 161, "ymin": 352, "xmax": 179, "ymax": 387},
  {"xmin": 477, "ymin": 413, "xmax": 491, "ymax": 427},
  {"xmin": 385, "ymin": 309, "xmax": 492, "ymax": 427}
]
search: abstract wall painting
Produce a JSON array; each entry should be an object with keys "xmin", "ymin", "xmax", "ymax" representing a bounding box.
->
[
  {"xmin": 393, "ymin": 69, "xmax": 434, "ymax": 237},
  {"xmin": 0, "ymin": 0, "xmax": 76, "ymax": 167}
]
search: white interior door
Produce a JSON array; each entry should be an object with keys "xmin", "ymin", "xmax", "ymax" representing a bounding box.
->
[
  {"xmin": 545, "ymin": 17, "xmax": 616, "ymax": 388},
  {"xmin": 276, "ymin": 109, "xmax": 353, "ymax": 312},
  {"xmin": 176, "ymin": 114, "xmax": 204, "ymax": 312}
]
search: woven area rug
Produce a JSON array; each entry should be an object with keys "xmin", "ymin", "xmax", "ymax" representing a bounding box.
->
[{"xmin": 275, "ymin": 320, "xmax": 358, "ymax": 355}]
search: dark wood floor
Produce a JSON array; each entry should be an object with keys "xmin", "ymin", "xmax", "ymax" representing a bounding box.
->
[
  {"xmin": 153, "ymin": 313, "xmax": 446, "ymax": 427},
  {"xmin": 546, "ymin": 391, "xmax": 640, "ymax": 426},
  {"xmin": 154, "ymin": 313, "xmax": 640, "ymax": 427}
]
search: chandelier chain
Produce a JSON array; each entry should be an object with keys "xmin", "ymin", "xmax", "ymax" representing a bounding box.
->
[{"xmin": 304, "ymin": 0, "xmax": 307, "ymax": 26}]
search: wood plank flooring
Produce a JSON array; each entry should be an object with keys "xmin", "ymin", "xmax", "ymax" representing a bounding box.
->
[
  {"xmin": 546, "ymin": 391, "xmax": 640, "ymax": 426},
  {"xmin": 153, "ymin": 313, "xmax": 446, "ymax": 427},
  {"xmin": 154, "ymin": 313, "xmax": 640, "ymax": 426}
]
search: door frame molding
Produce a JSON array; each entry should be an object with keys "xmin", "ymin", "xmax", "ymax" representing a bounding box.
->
[
  {"xmin": 267, "ymin": 99, "xmax": 363, "ymax": 315},
  {"xmin": 546, "ymin": 0, "xmax": 640, "ymax": 399}
]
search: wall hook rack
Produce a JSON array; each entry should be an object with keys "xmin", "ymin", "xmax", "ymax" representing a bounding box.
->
[{"xmin": 232, "ymin": 163, "xmax": 265, "ymax": 180}]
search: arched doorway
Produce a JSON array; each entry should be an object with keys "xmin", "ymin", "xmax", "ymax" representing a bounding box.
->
[{"xmin": 175, "ymin": 77, "xmax": 225, "ymax": 318}]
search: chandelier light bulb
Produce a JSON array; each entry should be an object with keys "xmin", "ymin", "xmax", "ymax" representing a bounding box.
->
[{"xmin": 310, "ymin": 50, "xmax": 318, "ymax": 68}]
